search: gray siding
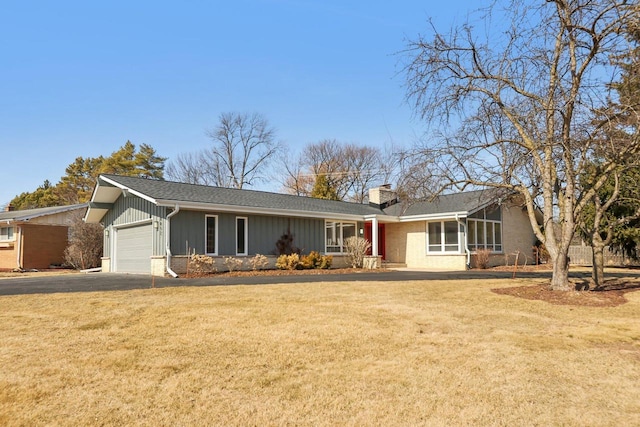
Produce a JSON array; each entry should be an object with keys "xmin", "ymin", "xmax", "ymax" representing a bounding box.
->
[
  {"xmin": 103, "ymin": 195, "xmax": 166, "ymax": 257},
  {"xmin": 170, "ymin": 210, "xmax": 325, "ymax": 256}
]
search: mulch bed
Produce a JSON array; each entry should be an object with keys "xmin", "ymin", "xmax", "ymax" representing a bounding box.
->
[
  {"xmin": 184, "ymin": 268, "xmax": 391, "ymax": 279},
  {"xmin": 492, "ymin": 279, "xmax": 640, "ymax": 307}
]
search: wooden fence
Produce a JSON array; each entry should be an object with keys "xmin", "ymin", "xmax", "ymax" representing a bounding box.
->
[{"xmin": 568, "ymin": 245, "xmax": 640, "ymax": 267}]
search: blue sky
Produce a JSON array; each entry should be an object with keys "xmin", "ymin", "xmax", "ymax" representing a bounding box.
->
[{"xmin": 1, "ymin": 0, "xmax": 475, "ymax": 206}]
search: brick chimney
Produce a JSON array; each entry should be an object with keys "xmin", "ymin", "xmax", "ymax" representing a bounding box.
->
[
  {"xmin": 369, "ymin": 184, "xmax": 398, "ymax": 208},
  {"xmin": 4, "ymin": 204, "xmax": 14, "ymax": 212}
]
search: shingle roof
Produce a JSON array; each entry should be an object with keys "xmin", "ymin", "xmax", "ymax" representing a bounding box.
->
[
  {"xmin": 0, "ymin": 204, "xmax": 87, "ymax": 222},
  {"xmin": 382, "ymin": 188, "xmax": 509, "ymax": 217},
  {"xmin": 98, "ymin": 175, "xmax": 384, "ymax": 217}
]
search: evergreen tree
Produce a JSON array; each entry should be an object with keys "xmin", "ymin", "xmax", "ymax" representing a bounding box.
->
[
  {"xmin": 9, "ymin": 141, "xmax": 166, "ymax": 209},
  {"xmin": 310, "ymin": 174, "xmax": 340, "ymax": 201}
]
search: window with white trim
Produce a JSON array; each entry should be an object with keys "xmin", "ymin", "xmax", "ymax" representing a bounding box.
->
[
  {"xmin": 427, "ymin": 221, "xmax": 461, "ymax": 253},
  {"xmin": 205, "ymin": 215, "xmax": 218, "ymax": 255},
  {"xmin": 325, "ymin": 221, "xmax": 356, "ymax": 253},
  {"xmin": 467, "ymin": 206, "xmax": 502, "ymax": 252},
  {"xmin": 0, "ymin": 227, "xmax": 14, "ymax": 241},
  {"xmin": 236, "ymin": 217, "xmax": 248, "ymax": 256}
]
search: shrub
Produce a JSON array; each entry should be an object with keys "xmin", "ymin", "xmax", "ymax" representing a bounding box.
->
[
  {"xmin": 189, "ymin": 254, "xmax": 217, "ymax": 275},
  {"xmin": 223, "ymin": 256, "xmax": 243, "ymax": 272},
  {"xmin": 64, "ymin": 211, "xmax": 103, "ymax": 270},
  {"xmin": 474, "ymin": 248, "xmax": 492, "ymax": 269},
  {"xmin": 276, "ymin": 253, "xmax": 301, "ymax": 270},
  {"xmin": 275, "ymin": 227, "xmax": 300, "ymax": 255},
  {"xmin": 344, "ymin": 236, "xmax": 372, "ymax": 268},
  {"xmin": 300, "ymin": 251, "xmax": 332, "ymax": 269},
  {"xmin": 319, "ymin": 254, "xmax": 332, "ymax": 269},
  {"xmin": 249, "ymin": 254, "xmax": 269, "ymax": 271},
  {"xmin": 533, "ymin": 240, "xmax": 551, "ymax": 264}
]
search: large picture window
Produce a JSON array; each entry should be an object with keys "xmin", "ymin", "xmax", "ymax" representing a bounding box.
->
[
  {"xmin": 325, "ymin": 221, "xmax": 356, "ymax": 253},
  {"xmin": 427, "ymin": 221, "xmax": 460, "ymax": 253},
  {"xmin": 0, "ymin": 227, "xmax": 14, "ymax": 241},
  {"xmin": 205, "ymin": 215, "xmax": 218, "ymax": 255},
  {"xmin": 467, "ymin": 219, "xmax": 502, "ymax": 252},
  {"xmin": 236, "ymin": 217, "xmax": 248, "ymax": 256}
]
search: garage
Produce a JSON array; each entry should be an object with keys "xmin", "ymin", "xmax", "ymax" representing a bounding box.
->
[{"xmin": 115, "ymin": 223, "xmax": 152, "ymax": 273}]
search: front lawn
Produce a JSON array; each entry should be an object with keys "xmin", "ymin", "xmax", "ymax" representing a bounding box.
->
[{"xmin": 0, "ymin": 278, "xmax": 638, "ymax": 426}]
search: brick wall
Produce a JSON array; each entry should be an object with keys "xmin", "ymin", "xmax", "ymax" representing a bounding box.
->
[
  {"xmin": 0, "ymin": 243, "xmax": 18, "ymax": 270},
  {"xmin": 499, "ymin": 202, "xmax": 537, "ymax": 266},
  {"xmin": 384, "ymin": 221, "xmax": 467, "ymax": 270},
  {"xmin": 22, "ymin": 224, "xmax": 69, "ymax": 269}
]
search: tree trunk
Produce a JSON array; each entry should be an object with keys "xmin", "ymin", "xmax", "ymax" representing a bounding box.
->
[
  {"xmin": 550, "ymin": 251, "xmax": 571, "ymax": 291},
  {"xmin": 591, "ymin": 243, "xmax": 606, "ymax": 290}
]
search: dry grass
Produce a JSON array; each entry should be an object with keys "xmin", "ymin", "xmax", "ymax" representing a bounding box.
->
[{"xmin": 0, "ymin": 278, "xmax": 639, "ymax": 426}]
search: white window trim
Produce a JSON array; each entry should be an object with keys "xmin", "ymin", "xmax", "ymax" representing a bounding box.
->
[
  {"xmin": 205, "ymin": 215, "xmax": 218, "ymax": 256},
  {"xmin": 467, "ymin": 218, "xmax": 503, "ymax": 253},
  {"xmin": 426, "ymin": 220, "xmax": 462, "ymax": 254},
  {"xmin": 236, "ymin": 216, "xmax": 248, "ymax": 256},
  {"xmin": 0, "ymin": 226, "xmax": 15, "ymax": 242},
  {"xmin": 325, "ymin": 220, "xmax": 357, "ymax": 254}
]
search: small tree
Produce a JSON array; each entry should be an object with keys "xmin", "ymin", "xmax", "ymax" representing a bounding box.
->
[
  {"xmin": 344, "ymin": 236, "xmax": 372, "ymax": 268},
  {"xmin": 64, "ymin": 212, "xmax": 103, "ymax": 270}
]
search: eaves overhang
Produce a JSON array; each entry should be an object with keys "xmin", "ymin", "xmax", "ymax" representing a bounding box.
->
[
  {"xmin": 363, "ymin": 214, "xmax": 400, "ymax": 223},
  {"xmin": 85, "ymin": 176, "xmax": 159, "ymax": 223},
  {"xmin": 155, "ymin": 199, "xmax": 367, "ymax": 221},
  {"xmin": 397, "ymin": 211, "xmax": 469, "ymax": 222}
]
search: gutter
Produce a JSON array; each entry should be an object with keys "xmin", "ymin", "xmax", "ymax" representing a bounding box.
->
[
  {"xmin": 165, "ymin": 204, "xmax": 180, "ymax": 278},
  {"xmin": 456, "ymin": 214, "xmax": 471, "ymax": 269}
]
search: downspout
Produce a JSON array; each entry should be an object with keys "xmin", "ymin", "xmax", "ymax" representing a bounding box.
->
[
  {"xmin": 165, "ymin": 204, "xmax": 180, "ymax": 278},
  {"xmin": 15, "ymin": 225, "xmax": 22, "ymax": 270},
  {"xmin": 456, "ymin": 214, "xmax": 471, "ymax": 269}
]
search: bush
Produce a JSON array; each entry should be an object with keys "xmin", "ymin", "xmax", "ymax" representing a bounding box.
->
[
  {"xmin": 319, "ymin": 254, "xmax": 333, "ymax": 269},
  {"xmin": 64, "ymin": 211, "xmax": 103, "ymax": 270},
  {"xmin": 249, "ymin": 254, "xmax": 269, "ymax": 271},
  {"xmin": 275, "ymin": 228, "xmax": 300, "ymax": 255},
  {"xmin": 300, "ymin": 251, "xmax": 332, "ymax": 269},
  {"xmin": 344, "ymin": 236, "xmax": 372, "ymax": 268},
  {"xmin": 189, "ymin": 254, "xmax": 217, "ymax": 275},
  {"xmin": 276, "ymin": 253, "xmax": 301, "ymax": 270},
  {"xmin": 533, "ymin": 240, "xmax": 551, "ymax": 264},
  {"xmin": 474, "ymin": 248, "xmax": 492, "ymax": 269},
  {"xmin": 223, "ymin": 256, "xmax": 243, "ymax": 272}
]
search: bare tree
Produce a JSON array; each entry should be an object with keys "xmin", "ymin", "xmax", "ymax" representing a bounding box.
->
[
  {"xmin": 205, "ymin": 112, "xmax": 280, "ymax": 189},
  {"xmin": 165, "ymin": 151, "xmax": 214, "ymax": 185},
  {"xmin": 402, "ymin": 0, "xmax": 638, "ymax": 290},
  {"xmin": 65, "ymin": 211, "xmax": 103, "ymax": 270},
  {"xmin": 280, "ymin": 139, "xmax": 390, "ymax": 202},
  {"xmin": 165, "ymin": 112, "xmax": 281, "ymax": 188}
]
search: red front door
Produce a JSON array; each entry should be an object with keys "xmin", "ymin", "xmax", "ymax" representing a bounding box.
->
[{"xmin": 364, "ymin": 223, "xmax": 386, "ymax": 260}]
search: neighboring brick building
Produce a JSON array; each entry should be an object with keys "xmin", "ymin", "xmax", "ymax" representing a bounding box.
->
[{"xmin": 0, "ymin": 204, "xmax": 88, "ymax": 271}]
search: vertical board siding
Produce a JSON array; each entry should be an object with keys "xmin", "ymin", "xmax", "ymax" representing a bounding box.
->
[
  {"xmin": 170, "ymin": 211, "xmax": 325, "ymax": 256},
  {"xmin": 103, "ymin": 195, "xmax": 166, "ymax": 256}
]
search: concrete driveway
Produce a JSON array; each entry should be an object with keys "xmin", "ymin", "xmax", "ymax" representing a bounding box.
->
[{"xmin": 0, "ymin": 268, "xmax": 607, "ymax": 296}]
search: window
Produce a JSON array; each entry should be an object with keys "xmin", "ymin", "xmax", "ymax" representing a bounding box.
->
[
  {"xmin": 236, "ymin": 217, "xmax": 248, "ymax": 256},
  {"xmin": 0, "ymin": 227, "xmax": 14, "ymax": 241},
  {"xmin": 467, "ymin": 219, "xmax": 502, "ymax": 252},
  {"xmin": 205, "ymin": 215, "xmax": 218, "ymax": 255},
  {"xmin": 325, "ymin": 221, "xmax": 357, "ymax": 253},
  {"xmin": 427, "ymin": 221, "xmax": 460, "ymax": 253}
]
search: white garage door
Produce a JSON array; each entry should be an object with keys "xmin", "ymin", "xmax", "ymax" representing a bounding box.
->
[{"xmin": 115, "ymin": 224, "xmax": 152, "ymax": 273}]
